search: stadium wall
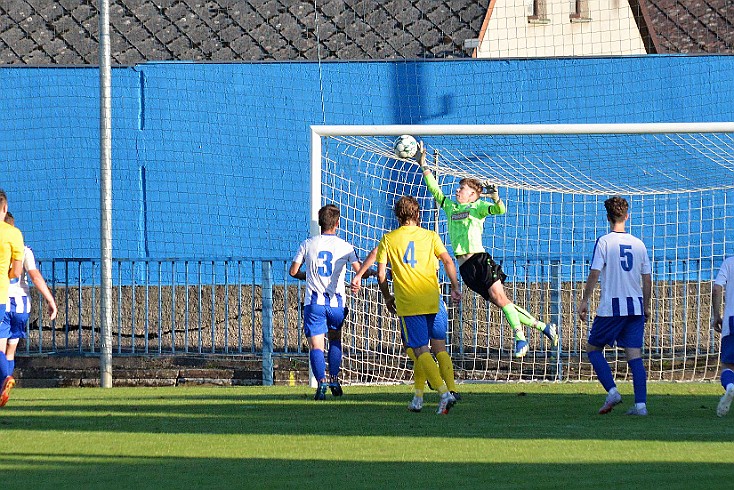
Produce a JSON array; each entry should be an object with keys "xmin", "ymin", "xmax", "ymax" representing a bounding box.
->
[{"xmin": 2, "ymin": 56, "xmax": 733, "ymax": 269}]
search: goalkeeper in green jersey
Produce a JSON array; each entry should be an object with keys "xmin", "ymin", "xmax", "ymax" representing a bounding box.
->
[{"xmin": 416, "ymin": 142, "xmax": 558, "ymax": 357}]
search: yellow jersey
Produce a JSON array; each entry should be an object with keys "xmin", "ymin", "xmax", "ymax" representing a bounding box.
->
[
  {"xmin": 376, "ymin": 225, "xmax": 448, "ymax": 317},
  {"xmin": 0, "ymin": 221, "xmax": 24, "ymax": 304}
]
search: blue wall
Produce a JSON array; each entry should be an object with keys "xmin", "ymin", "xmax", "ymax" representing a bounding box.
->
[{"xmin": 2, "ymin": 56, "xmax": 733, "ymax": 267}]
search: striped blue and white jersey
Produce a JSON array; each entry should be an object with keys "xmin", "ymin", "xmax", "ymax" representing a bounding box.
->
[
  {"xmin": 7, "ymin": 245, "xmax": 36, "ymax": 314},
  {"xmin": 292, "ymin": 234, "xmax": 358, "ymax": 307},
  {"xmin": 714, "ymin": 257, "xmax": 734, "ymax": 336},
  {"xmin": 590, "ymin": 231, "xmax": 651, "ymax": 317}
]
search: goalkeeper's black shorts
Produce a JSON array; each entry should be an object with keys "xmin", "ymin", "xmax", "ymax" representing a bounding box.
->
[{"xmin": 458, "ymin": 252, "xmax": 507, "ymax": 301}]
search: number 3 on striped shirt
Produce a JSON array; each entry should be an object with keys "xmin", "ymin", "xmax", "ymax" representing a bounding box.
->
[{"xmin": 403, "ymin": 241, "xmax": 417, "ymax": 268}]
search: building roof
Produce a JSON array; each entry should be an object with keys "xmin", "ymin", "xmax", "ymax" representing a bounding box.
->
[
  {"xmin": 642, "ymin": 0, "xmax": 734, "ymax": 53},
  {"xmin": 0, "ymin": 0, "xmax": 488, "ymax": 65},
  {"xmin": 0, "ymin": 1, "xmax": 731, "ymax": 65}
]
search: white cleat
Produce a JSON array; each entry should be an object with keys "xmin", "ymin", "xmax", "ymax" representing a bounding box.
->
[
  {"xmin": 624, "ymin": 406, "xmax": 648, "ymax": 416},
  {"xmin": 598, "ymin": 391, "xmax": 622, "ymax": 414},
  {"xmin": 717, "ymin": 384, "xmax": 734, "ymax": 417},
  {"xmin": 543, "ymin": 323, "xmax": 559, "ymax": 348},
  {"xmin": 408, "ymin": 396, "xmax": 423, "ymax": 413},
  {"xmin": 436, "ymin": 391, "xmax": 456, "ymax": 415}
]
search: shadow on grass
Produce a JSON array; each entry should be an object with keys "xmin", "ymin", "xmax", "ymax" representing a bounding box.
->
[
  {"xmin": 3, "ymin": 388, "xmax": 732, "ymax": 442},
  {"xmin": 2, "ymin": 454, "xmax": 729, "ymax": 489}
]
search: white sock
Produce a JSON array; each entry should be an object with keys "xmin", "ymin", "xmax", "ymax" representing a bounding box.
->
[
  {"xmin": 609, "ymin": 387, "xmax": 619, "ymax": 397},
  {"xmin": 635, "ymin": 402, "xmax": 646, "ymax": 410}
]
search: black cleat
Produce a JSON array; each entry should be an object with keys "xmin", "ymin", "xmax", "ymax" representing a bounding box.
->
[
  {"xmin": 329, "ymin": 381, "xmax": 343, "ymax": 397},
  {"xmin": 314, "ymin": 383, "xmax": 327, "ymax": 401}
]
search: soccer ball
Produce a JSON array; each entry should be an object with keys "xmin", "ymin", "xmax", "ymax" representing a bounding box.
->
[{"xmin": 393, "ymin": 134, "xmax": 418, "ymax": 159}]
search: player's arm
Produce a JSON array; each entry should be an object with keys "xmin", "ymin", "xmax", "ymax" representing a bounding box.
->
[
  {"xmin": 9, "ymin": 227, "xmax": 24, "ymax": 279},
  {"xmin": 481, "ymin": 182, "xmax": 506, "ymax": 215},
  {"xmin": 712, "ymin": 283, "xmax": 724, "ymax": 332},
  {"xmin": 438, "ymin": 251, "xmax": 461, "ymax": 303},
  {"xmin": 416, "ymin": 141, "xmax": 446, "ymax": 205},
  {"xmin": 9, "ymin": 259, "xmax": 22, "ymax": 279},
  {"xmin": 350, "ymin": 247, "xmax": 378, "ymax": 293},
  {"xmin": 642, "ymin": 273, "xmax": 652, "ymax": 321},
  {"xmin": 288, "ymin": 260, "xmax": 306, "ymax": 281},
  {"xmin": 577, "ymin": 269, "xmax": 601, "ymax": 322},
  {"xmin": 376, "ymin": 262, "xmax": 396, "ymax": 315},
  {"xmin": 27, "ymin": 269, "xmax": 58, "ymax": 321}
]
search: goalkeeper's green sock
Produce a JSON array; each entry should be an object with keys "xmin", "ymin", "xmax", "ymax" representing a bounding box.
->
[
  {"xmin": 501, "ymin": 304, "xmax": 527, "ymax": 341},
  {"xmin": 514, "ymin": 304, "xmax": 545, "ymax": 331}
]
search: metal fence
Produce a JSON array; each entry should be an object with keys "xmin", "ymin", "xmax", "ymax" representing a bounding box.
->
[
  {"xmin": 19, "ymin": 257, "xmax": 722, "ymax": 383},
  {"xmin": 26, "ymin": 258, "xmax": 307, "ymax": 354}
]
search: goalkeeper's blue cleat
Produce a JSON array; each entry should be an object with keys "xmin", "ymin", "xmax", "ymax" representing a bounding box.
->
[
  {"xmin": 436, "ymin": 391, "xmax": 456, "ymax": 415},
  {"xmin": 314, "ymin": 383, "xmax": 328, "ymax": 401},
  {"xmin": 514, "ymin": 339, "xmax": 529, "ymax": 358},
  {"xmin": 543, "ymin": 323, "xmax": 559, "ymax": 348},
  {"xmin": 408, "ymin": 396, "xmax": 423, "ymax": 412},
  {"xmin": 625, "ymin": 405, "xmax": 648, "ymax": 416},
  {"xmin": 598, "ymin": 391, "xmax": 622, "ymax": 414},
  {"xmin": 329, "ymin": 381, "xmax": 343, "ymax": 397},
  {"xmin": 717, "ymin": 384, "xmax": 734, "ymax": 417}
]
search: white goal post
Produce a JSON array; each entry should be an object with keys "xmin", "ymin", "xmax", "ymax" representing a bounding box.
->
[{"xmin": 310, "ymin": 123, "xmax": 734, "ymax": 384}]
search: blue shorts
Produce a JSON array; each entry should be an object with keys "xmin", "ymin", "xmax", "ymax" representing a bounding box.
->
[
  {"xmin": 1, "ymin": 298, "xmax": 30, "ymax": 340},
  {"xmin": 588, "ymin": 315, "xmax": 645, "ymax": 349},
  {"xmin": 400, "ymin": 301, "xmax": 448, "ymax": 346},
  {"xmin": 433, "ymin": 300, "xmax": 448, "ymax": 340},
  {"xmin": 722, "ymin": 335, "xmax": 734, "ymax": 364},
  {"xmin": 0, "ymin": 303, "xmax": 7, "ymax": 338},
  {"xmin": 303, "ymin": 303, "xmax": 347, "ymax": 338},
  {"xmin": 400, "ymin": 314, "xmax": 437, "ymax": 349}
]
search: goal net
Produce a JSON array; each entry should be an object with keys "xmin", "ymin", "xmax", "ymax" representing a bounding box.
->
[{"xmin": 311, "ymin": 123, "xmax": 734, "ymax": 384}]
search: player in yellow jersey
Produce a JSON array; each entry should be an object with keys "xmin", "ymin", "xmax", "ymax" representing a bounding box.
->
[
  {"xmin": 374, "ymin": 195, "xmax": 461, "ymax": 414},
  {"xmin": 0, "ymin": 190, "xmax": 24, "ymax": 407},
  {"xmin": 352, "ymin": 247, "xmax": 461, "ymax": 411}
]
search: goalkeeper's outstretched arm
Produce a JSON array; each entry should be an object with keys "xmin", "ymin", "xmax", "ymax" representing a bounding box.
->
[{"xmin": 416, "ymin": 141, "xmax": 446, "ymax": 205}]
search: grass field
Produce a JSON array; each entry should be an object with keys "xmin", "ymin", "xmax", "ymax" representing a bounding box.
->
[{"xmin": 2, "ymin": 382, "xmax": 733, "ymax": 489}]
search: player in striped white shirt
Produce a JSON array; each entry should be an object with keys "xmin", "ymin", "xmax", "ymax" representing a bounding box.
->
[
  {"xmin": 0, "ymin": 212, "xmax": 57, "ymax": 407},
  {"xmin": 710, "ymin": 257, "xmax": 734, "ymax": 416},
  {"xmin": 289, "ymin": 204, "xmax": 373, "ymax": 400},
  {"xmin": 577, "ymin": 196, "xmax": 652, "ymax": 416}
]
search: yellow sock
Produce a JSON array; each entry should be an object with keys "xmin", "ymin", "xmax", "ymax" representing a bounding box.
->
[
  {"xmin": 406, "ymin": 347, "xmax": 426, "ymax": 396},
  {"xmin": 417, "ymin": 352, "xmax": 446, "ymax": 394},
  {"xmin": 436, "ymin": 351, "xmax": 456, "ymax": 392}
]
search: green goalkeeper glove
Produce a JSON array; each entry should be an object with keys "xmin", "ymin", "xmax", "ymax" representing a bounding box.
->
[
  {"xmin": 482, "ymin": 181, "xmax": 500, "ymax": 201},
  {"xmin": 416, "ymin": 141, "xmax": 427, "ymax": 169}
]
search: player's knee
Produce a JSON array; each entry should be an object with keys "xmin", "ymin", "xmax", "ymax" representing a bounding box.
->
[
  {"xmin": 413, "ymin": 345, "xmax": 430, "ymax": 356},
  {"xmin": 586, "ymin": 343, "xmax": 602, "ymax": 353}
]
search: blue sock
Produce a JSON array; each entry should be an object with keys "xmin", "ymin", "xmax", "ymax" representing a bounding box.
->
[
  {"xmin": 722, "ymin": 369, "xmax": 734, "ymax": 390},
  {"xmin": 0, "ymin": 352, "xmax": 8, "ymax": 379},
  {"xmin": 7, "ymin": 360, "xmax": 14, "ymax": 377},
  {"xmin": 309, "ymin": 349, "xmax": 326, "ymax": 382},
  {"xmin": 628, "ymin": 357, "xmax": 647, "ymax": 404},
  {"xmin": 328, "ymin": 340, "xmax": 342, "ymax": 380},
  {"xmin": 588, "ymin": 350, "xmax": 616, "ymax": 392}
]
